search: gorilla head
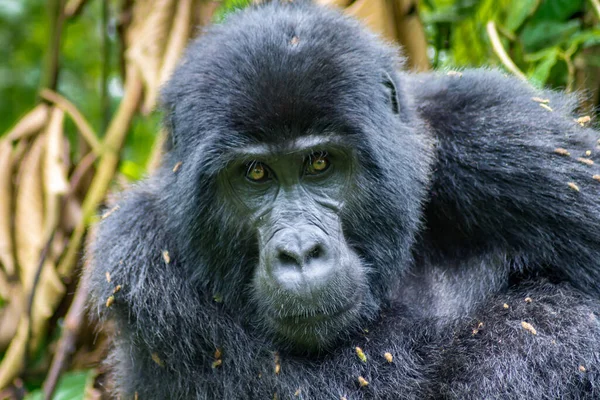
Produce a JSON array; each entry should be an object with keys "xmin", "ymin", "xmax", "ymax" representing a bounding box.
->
[{"xmin": 158, "ymin": 1, "xmax": 431, "ymax": 350}]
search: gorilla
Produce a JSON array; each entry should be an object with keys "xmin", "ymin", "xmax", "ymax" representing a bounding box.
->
[{"xmin": 87, "ymin": 1, "xmax": 600, "ymax": 399}]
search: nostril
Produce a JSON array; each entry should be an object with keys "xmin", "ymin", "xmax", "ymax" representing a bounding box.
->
[
  {"xmin": 306, "ymin": 244, "xmax": 324, "ymax": 261},
  {"xmin": 278, "ymin": 251, "xmax": 300, "ymax": 266}
]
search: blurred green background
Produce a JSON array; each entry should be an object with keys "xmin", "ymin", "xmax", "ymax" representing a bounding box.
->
[{"xmin": 2, "ymin": 0, "xmax": 599, "ymax": 179}]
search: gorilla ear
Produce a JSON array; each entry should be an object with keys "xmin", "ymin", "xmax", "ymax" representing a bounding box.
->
[{"xmin": 383, "ymin": 71, "xmax": 400, "ymax": 115}]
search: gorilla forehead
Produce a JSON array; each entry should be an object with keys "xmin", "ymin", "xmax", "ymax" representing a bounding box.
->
[{"xmin": 162, "ymin": 1, "xmax": 401, "ymax": 146}]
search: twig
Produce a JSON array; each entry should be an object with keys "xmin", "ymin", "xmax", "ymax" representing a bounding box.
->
[
  {"xmin": 39, "ymin": 0, "xmax": 66, "ymax": 95},
  {"xmin": 40, "ymin": 89, "xmax": 103, "ymax": 155},
  {"xmin": 486, "ymin": 21, "xmax": 527, "ymax": 81},
  {"xmin": 64, "ymin": 0, "xmax": 88, "ymax": 18},
  {"xmin": 57, "ymin": 66, "xmax": 143, "ymax": 278},
  {"xmin": 42, "ymin": 272, "xmax": 90, "ymax": 400},
  {"xmin": 589, "ymin": 0, "xmax": 600, "ymax": 19}
]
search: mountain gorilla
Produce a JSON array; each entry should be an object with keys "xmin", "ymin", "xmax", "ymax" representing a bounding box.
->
[{"xmin": 87, "ymin": 1, "xmax": 600, "ymax": 399}]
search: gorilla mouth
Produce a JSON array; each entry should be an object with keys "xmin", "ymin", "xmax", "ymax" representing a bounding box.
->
[{"xmin": 276, "ymin": 299, "xmax": 358, "ymax": 325}]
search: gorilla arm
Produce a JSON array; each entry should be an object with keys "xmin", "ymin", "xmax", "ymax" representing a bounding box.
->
[
  {"xmin": 410, "ymin": 70, "xmax": 600, "ymax": 398},
  {"xmin": 412, "ymin": 69, "xmax": 600, "ymax": 294}
]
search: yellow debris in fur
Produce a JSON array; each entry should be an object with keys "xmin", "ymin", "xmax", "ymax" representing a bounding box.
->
[
  {"xmin": 151, "ymin": 353, "xmax": 164, "ymax": 367},
  {"xmin": 577, "ymin": 158, "xmax": 594, "ymax": 166},
  {"xmin": 105, "ymin": 271, "xmax": 111, "ymax": 283},
  {"xmin": 101, "ymin": 205, "xmax": 120, "ymax": 220},
  {"xmin": 355, "ymin": 347, "xmax": 367, "ymax": 362},
  {"xmin": 576, "ymin": 116, "xmax": 591, "ymax": 126},
  {"xmin": 447, "ymin": 71, "xmax": 463, "ymax": 77},
  {"xmin": 358, "ymin": 376, "xmax": 369, "ymax": 387},
  {"xmin": 593, "ymin": 175, "xmax": 600, "ymax": 182},
  {"xmin": 173, "ymin": 161, "xmax": 182, "ymax": 172},
  {"xmin": 212, "ymin": 359, "xmax": 222, "ymax": 368},
  {"xmin": 539, "ymin": 103, "xmax": 553, "ymax": 112},
  {"xmin": 106, "ymin": 295, "xmax": 115, "ymax": 308},
  {"xmin": 113, "ymin": 285, "xmax": 122, "ymax": 294},
  {"xmin": 521, "ymin": 321, "xmax": 537, "ymax": 335},
  {"xmin": 384, "ymin": 352, "xmax": 393, "ymax": 363},
  {"xmin": 567, "ymin": 182, "xmax": 580, "ymax": 192},
  {"xmin": 503, "ymin": 303, "xmax": 509, "ymax": 309},
  {"xmin": 215, "ymin": 348, "xmax": 222, "ymax": 359},
  {"xmin": 162, "ymin": 250, "xmax": 171, "ymax": 264},
  {"xmin": 579, "ymin": 365, "xmax": 587, "ymax": 372},
  {"xmin": 585, "ymin": 150, "xmax": 592, "ymax": 157},
  {"xmin": 553, "ymin": 148, "xmax": 570, "ymax": 156},
  {"xmin": 532, "ymin": 97, "xmax": 550, "ymax": 104},
  {"xmin": 525, "ymin": 297, "xmax": 532, "ymax": 303}
]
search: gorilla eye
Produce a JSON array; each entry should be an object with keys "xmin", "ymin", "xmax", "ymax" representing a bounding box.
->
[
  {"xmin": 306, "ymin": 152, "xmax": 330, "ymax": 175},
  {"xmin": 246, "ymin": 161, "xmax": 271, "ymax": 182}
]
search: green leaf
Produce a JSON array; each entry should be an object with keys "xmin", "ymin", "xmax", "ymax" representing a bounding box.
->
[
  {"xmin": 533, "ymin": 0, "xmax": 584, "ymax": 22},
  {"xmin": 527, "ymin": 48, "xmax": 559, "ymax": 86},
  {"xmin": 24, "ymin": 370, "xmax": 95, "ymax": 400},
  {"xmin": 520, "ymin": 20, "xmax": 581, "ymax": 52},
  {"xmin": 505, "ymin": 0, "xmax": 540, "ymax": 32}
]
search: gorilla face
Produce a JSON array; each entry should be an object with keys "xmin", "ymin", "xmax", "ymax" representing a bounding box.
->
[
  {"xmin": 161, "ymin": 2, "xmax": 431, "ymax": 352},
  {"xmin": 220, "ymin": 134, "xmax": 370, "ymax": 349}
]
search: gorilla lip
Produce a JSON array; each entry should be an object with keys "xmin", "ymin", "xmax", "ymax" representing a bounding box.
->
[{"xmin": 273, "ymin": 296, "xmax": 360, "ymax": 325}]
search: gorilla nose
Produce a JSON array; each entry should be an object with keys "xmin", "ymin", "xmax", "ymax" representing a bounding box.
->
[
  {"xmin": 269, "ymin": 229, "xmax": 335, "ymax": 292},
  {"xmin": 277, "ymin": 243, "xmax": 324, "ymax": 267}
]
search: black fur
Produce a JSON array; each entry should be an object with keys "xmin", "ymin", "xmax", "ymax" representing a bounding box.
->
[{"xmin": 87, "ymin": 1, "xmax": 600, "ymax": 399}]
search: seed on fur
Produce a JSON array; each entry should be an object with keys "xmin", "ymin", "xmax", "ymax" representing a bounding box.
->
[
  {"xmin": 503, "ymin": 303, "xmax": 509, "ymax": 309},
  {"xmin": 525, "ymin": 297, "xmax": 532, "ymax": 303},
  {"xmin": 539, "ymin": 103, "xmax": 553, "ymax": 112},
  {"xmin": 577, "ymin": 158, "xmax": 594, "ymax": 166},
  {"xmin": 101, "ymin": 205, "xmax": 120, "ymax": 220},
  {"xmin": 290, "ymin": 36, "xmax": 300, "ymax": 46},
  {"xmin": 134, "ymin": 392, "xmax": 138, "ymax": 400},
  {"xmin": 355, "ymin": 347, "xmax": 367, "ymax": 362},
  {"xmin": 113, "ymin": 285, "xmax": 122, "ymax": 294},
  {"xmin": 341, "ymin": 397, "xmax": 348, "ymax": 400},
  {"xmin": 532, "ymin": 97, "xmax": 550, "ymax": 104},
  {"xmin": 213, "ymin": 293, "xmax": 223, "ymax": 303},
  {"xmin": 593, "ymin": 175, "xmax": 600, "ymax": 182},
  {"xmin": 105, "ymin": 271, "xmax": 111, "ymax": 283},
  {"xmin": 212, "ymin": 359, "xmax": 222, "ymax": 368},
  {"xmin": 576, "ymin": 116, "xmax": 591, "ymax": 126},
  {"xmin": 106, "ymin": 295, "xmax": 115, "ymax": 308},
  {"xmin": 274, "ymin": 352, "xmax": 281, "ymax": 374},
  {"xmin": 521, "ymin": 321, "xmax": 537, "ymax": 335},
  {"xmin": 567, "ymin": 182, "xmax": 580, "ymax": 192},
  {"xmin": 579, "ymin": 365, "xmax": 587, "ymax": 372},
  {"xmin": 151, "ymin": 353, "xmax": 164, "ymax": 367},
  {"xmin": 162, "ymin": 250, "xmax": 170, "ymax": 264},
  {"xmin": 585, "ymin": 150, "xmax": 592, "ymax": 157},
  {"xmin": 294, "ymin": 389, "xmax": 301, "ymax": 396},
  {"xmin": 553, "ymin": 148, "xmax": 570, "ymax": 156},
  {"xmin": 214, "ymin": 348, "xmax": 222, "ymax": 359},
  {"xmin": 472, "ymin": 322, "xmax": 484, "ymax": 335},
  {"xmin": 447, "ymin": 71, "xmax": 463, "ymax": 77},
  {"xmin": 358, "ymin": 376, "xmax": 369, "ymax": 387},
  {"xmin": 384, "ymin": 352, "xmax": 393, "ymax": 363},
  {"xmin": 173, "ymin": 161, "xmax": 182, "ymax": 172}
]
